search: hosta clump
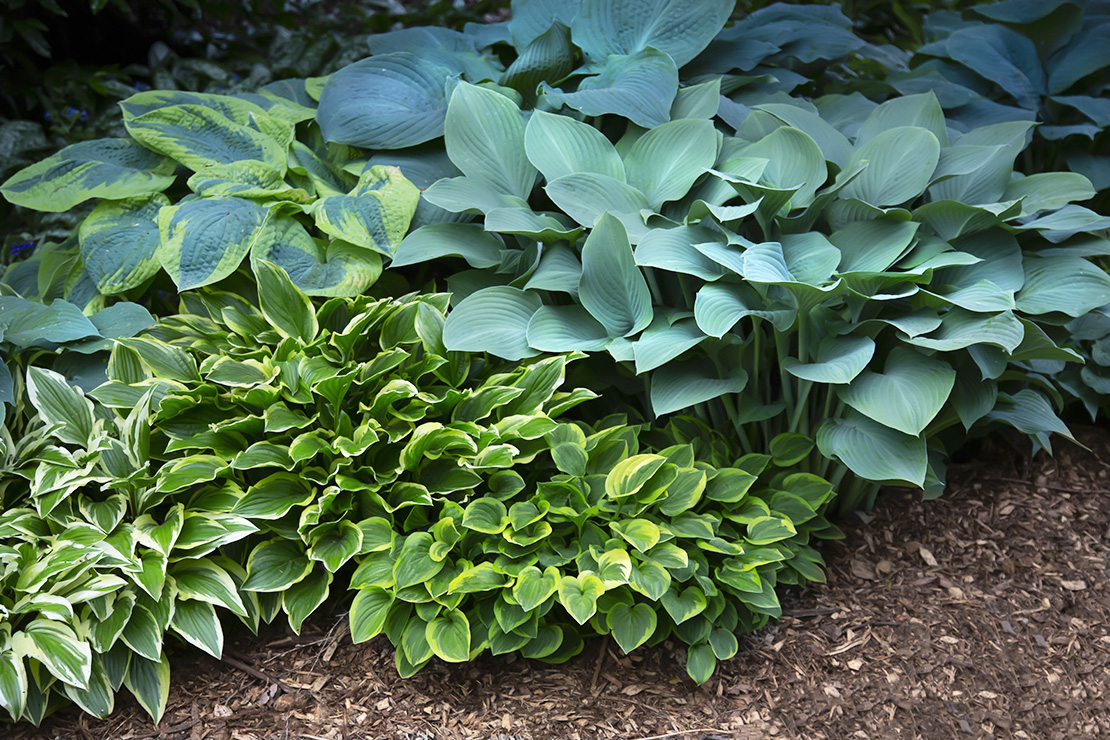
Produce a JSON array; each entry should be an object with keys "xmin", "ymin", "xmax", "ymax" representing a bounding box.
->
[
  {"xmin": 390, "ymin": 78, "xmax": 1110, "ymax": 512},
  {"xmin": 0, "ymin": 87, "xmax": 419, "ymax": 311}
]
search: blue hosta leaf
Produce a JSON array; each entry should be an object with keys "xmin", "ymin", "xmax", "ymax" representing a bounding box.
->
[
  {"xmin": 913, "ymin": 199, "xmax": 1021, "ymax": 241},
  {"xmin": 317, "ymin": 53, "xmax": 452, "ymax": 149},
  {"xmin": 624, "ymin": 118, "xmax": 719, "ymax": 209},
  {"xmin": 443, "ymin": 286, "xmax": 542, "ymax": 360},
  {"xmin": 422, "ymin": 176, "xmax": 529, "ymax": 215},
  {"xmin": 1051, "ymin": 95, "xmax": 1110, "ymax": 127},
  {"xmin": 1002, "ymin": 172, "xmax": 1096, "ymax": 216},
  {"xmin": 929, "ymin": 121, "xmax": 1032, "ymax": 205},
  {"xmin": 1046, "ymin": 23, "xmax": 1110, "ymax": 94},
  {"xmin": 841, "ymin": 127, "xmax": 940, "ymax": 207},
  {"xmin": 902, "ymin": 308, "xmax": 1025, "ymax": 353},
  {"xmin": 157, "ymin": 197, "xmax": 269, "ymax": 291},
  {"xmin": 571, "ymin": 0, "xmax": 733, "ymax": 68},
  {"xmin": 524, "ymin": 109, "xmax": 625, "ymax": 183},
  {"xmin": 541, "ymin": 48, "xmax": 679, "ymax": 129},
  {"xmin": 0, "ymin": 138, "xmax": 175, "ymax": 212},
  {"xmin": 393, "ymin": 223, "xmax": 505, "ymax": 268},
  {"xmin": 445, "ymin": 82, "xmax": 536, "ymax": 200},
  {"xmin": 1016, "ymin": 255, "xmax": 1110, "ymax": 317},
  {"xmin": 501, "ymin": 21, "xmax": 578, "ymax": 99},
  {"xmin": 544, "ymin": 172, "xmax": 651, "ymax": 242},
  {"xmin": 125, "ymin": 101, "xmax": 293, "ymax": 175},
  {"xmin": 510, "ymin": 0, "xmax": 582, "ymax": 47},
  {"xmin": 633, "ymin": 317, "xmax": 706, "ymax": 373},
  {"xmin": 578, "ymin": 213, "xmax": 653, "ymax": 337},
  {"xmin": 750, "ymin": 103, "xmax": 853, "ymax": 168},
  {"xmin": 855, "ymin": 92, "xmax": 948, "ymax": 147},
  {"xmin": 523, "ymin": 244, "xmax": 582, "ymax": 294},
  {"xmin": 986, "ymin": 389, "xmax": 1074, "ymax": 449},
  {"xmin": 693, "ymin": 281, "xmax": 795, "ymax": 337},
  {"xmin": 311, "ymin": 165, "xmax": 419, "ymax": 256},
  {"xmin": 783, "ymin": 335, "xmax": 875, "ymax": 384},
  {"xmin": 930, "ymin": 145, "xmax": 1008, "ymax": 185},
  {"xmin": 838, "ymin": 347, "xmax": 956, "ymax": 436},
  {"xmin": 526, "ymin": 305, "xmax": 610, "ymax": 352},
  {"xmin": 251, "ymin": 214, "xmax": 383, "ymax": 297},
  {"xmin": 634, "ymin": 226, "xmax": 728, "ymax": 281},
  {"xmin": 943, "ymin": 25, "xmax": 1045, "ymax": 109},
  {"xmin": 1010, "ymin": 204, "xmax": 1110, "ymax": 243},
  {"xmin": 739, "ymin": 126, "xmax": 828, "ymax": 210},
  {"xmin": 79, "ymin": 193, "xmax": 168, "ymax": 295},
  {"xmin": 831, "ymin": 218, "xmax": 919, "ymax": 274},
  {"xmin": 651, "ymin": 360, "xmax": 747, "ymax": 416},
  {"xmin": 816, "ymin": 411, "xmax": 927, "ymax": 487},
  {"xmin": 780, "ymin": 232, "xmax": 840, "ymax": 285},
  {"xmin": 485, "ymin": 208, "xmax": 584, "ymax": 242}
]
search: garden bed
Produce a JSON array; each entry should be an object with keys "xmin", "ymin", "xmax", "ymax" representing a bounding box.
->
[{"xmin": 15, "ymin": 428, "xmax": 1109, "ymax": 740}]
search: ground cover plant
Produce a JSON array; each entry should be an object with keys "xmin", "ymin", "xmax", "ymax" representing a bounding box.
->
[
  {"xmin": 0, "ymin": 0, "xmax": 1108, "ymax": 729},
  {"xmin": 0, "ymin": 280, "xmax": 837, "ymax": 722}
]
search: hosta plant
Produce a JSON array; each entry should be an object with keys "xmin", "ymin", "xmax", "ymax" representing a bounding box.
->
[
  {"xmin": 0, "ymin": 88, "xmax": 419, "ymax": 312},
  {"xmin": 389, "ymin": 80, "xmax": 1110, "ymax": 511}
]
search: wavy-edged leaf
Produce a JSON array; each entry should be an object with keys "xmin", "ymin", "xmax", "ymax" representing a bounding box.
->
[
  {"xmin": 816, "ymin": 411, "xmax": 927, "ymax": 487},
  {"xmin": 157, "ymin": 196, "xmax": 269, "ymax": 291},
  {"xmin": 541, "ymin": 48, "xmax": 678, "ymax": 129},
  {"xmin": 311, "ymin": 165, "xmax": 419, "ymax": 256},
  {"xmin": 571, "ymin": 0, "xmax": 733, "ymax": 68}
]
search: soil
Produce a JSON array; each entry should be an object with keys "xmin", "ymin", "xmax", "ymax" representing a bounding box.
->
[{"xmin": 12, "ymin": 428, "xmax": 1110, "ymax": 740}]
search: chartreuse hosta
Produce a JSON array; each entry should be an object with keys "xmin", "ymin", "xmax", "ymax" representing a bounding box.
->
[
  {"xmin": 0, "ymin": 87, "xmax": 418, "ymax": 310},
  {"xmin": 0, "ymin": 266, "xmax": 838, "ymax": 723},
  {"xmin": 388, "ymin": 80, "xmax": 1110, "ymax": 512}
]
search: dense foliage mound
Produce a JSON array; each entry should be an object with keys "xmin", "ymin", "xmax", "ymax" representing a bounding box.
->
[{"xmin": 0, "ymin": 0, "xmax": 1108, "ymax": 727}]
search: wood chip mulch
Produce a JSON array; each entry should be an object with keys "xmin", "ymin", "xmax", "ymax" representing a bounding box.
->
[{"xmin": 14, "ymin": 428, "xmax": 1110, "ymax": 740}]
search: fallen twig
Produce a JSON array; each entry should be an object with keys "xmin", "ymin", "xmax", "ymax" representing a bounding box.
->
[
  {"xmin": 220, "ymin": 654, "xmax": 297, "ymax": 695},
  {"xmin": 627, "ymin": 728, "xmax": 730, "ymax": 740},
  {"xmin": 990, "ymin": 477, "xmax": 1106, "ymax": 495}
]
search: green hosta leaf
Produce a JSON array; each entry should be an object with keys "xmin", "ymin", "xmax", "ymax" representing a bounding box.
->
[
  {"xmin": 525, "ymin": 109, "xmax": 624, "ymax": 182},
  {"xmin": 660, "ymin": 586, "xmax": 706, "ymax": 624},
  {"xmin": 188, "ymin": 160, "xmax": 298, "ymax": 198},
  {"xmin": 746, "ymin": 516, "xmax": 797, "ymax": 545},
  {"xmin": 393, "ymin": 532, "xmax": 445, "ymax": 589},
  {"xmin": 841, "ymin": 127, "xmax": 940, "ymax": 207},
  {"xmin": 651, "ymin": 360, "xmax": 748, "ymax": 416},
  {"xmin": 443, "ymin": 286, "xmax": 541, "ymax": 361},
  {"xmin": 783, "ymin": 336, "xmax": 875, "ymax": 384},
  {"xmin": 686, "ymin": 641, "xmax": 716, "ymax": 683},
  {"xmin": 571, "ymin": 0, "xmax": 732, "ymax": 68},
  {"xmin": 611, "ymin": 519, "xmax": 661, "ymax": 553},
  {"xmin": 769, "ymin": 433, "xmax": 814, "ymax": 467},
  {"xmin": 393, "ymin": 224, "xmax": 504, "ymax": 269},
  {"xmin": 350, "ymin": 587, "xmax": 395, "ymax": 643},
  {"xmin": 172, "ymin": 558, "xmax": 248, "ymax": 617},
  {"xmin": 79, "ymin": 193, "xmax": 168, "ymax": 294},
  {"xmin": 283, "ymin": 568, "xmax": 332, "ymax": 633},
  {"xmin": 125, "ymin": 99, "xmax": 292, "ymax": 174},
  {"xmin": 579, "ymin": 213, "xmax": 653, "ymax": 337},
  {"xmin": 606, "ymin": 454, "xmax": 666, "ymax": 499},
  {"xmin": 0, "ymin": 138, "xmax": 175, "ymax": 212},
  {"xmin": 426, "ymin": 610, "xmax": 471, "ymax": 663},
  {"xmin": 170, "ymin": 599, "xmax": 223, "ymax": 658},
  {"xmin": 445, "ymin": 82, "xmax": 536, "ymax": 200},
  {"xmin": 121, "ymin": 606, "xmax": 163, "ymax": 661},
  {"xmin": 839, "ymin": 348, "xmax": 956, "ymax": 436},
  {"xmin": 12, "ymin": 620, "xmax": 91, "ymax": 689},
  {"xmin": 514, "ymin": 565, "xmax": 560, "ymax": 611},
  {"xmin": 311, "ymin": 166, "xmax": 419, "ymax": 255},
  {"xmin": 607, "ymin": 603, "xmax": 657, "ymax": 654},
  {"xmin": 817, "ymin": 411, "xmax": 928, "ymax": 487},
  {"xmin": 625, "ymin": 118, "xmax": 718, "ymax": 209},
  {"xmin": 1015, "ymin": 255, "xmax": 1110, "ymax": 318},
  {"xmin": 628, "ymin": 558, "xmax": 670, "ymax": 600},
  {"xmin": 26, "ymin": 367, "xmax": 95, "ymax": 447},
  {"xmin": 541, "ymin": 48, "xmax": 679, "ymax": 129},
  {"xmin": 318, "ymin": 54, "xmax": 450, "ymax": 149},
  {"xmin": 255, "ymin": 260, "xmax": 318, "ymax": 344},
  {"xmin": 709, "ymin": 628, "xmax": 738, "ymax": 660},
  {"xmin": 462, "ymin": 498, "xmax": 508, "ymax": 534},
  {"xmin": 242, "ymin": 539, "xmax": 313, "ymax": 592},
  {"xmin": 449, "ymin": 562, "xmax": 510, "ymax": 593},
  {"xmin": 308, "ymin": 521, "xmax": 363, "ymax": 573},
  {"xmin": 124, "ymin": 653, "xmax": 170, "ymax": 723},
  {"xmin": 557, "ymin": 573, "xmax": 605, "ymax": 624},
  {"xmin": 156, "ymin": 196, "xmax": 268, "ymax": 291}
]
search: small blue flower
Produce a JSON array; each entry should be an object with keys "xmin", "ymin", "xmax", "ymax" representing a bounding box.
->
[
  {"xmin": 81, "ymin": 110, "xmax": 88, "ymax": 121},
  {"xmin": 231, "ymin": 74, "xmax": 240, "ymax": 83},
  {"xmin": 133, "ymin": 81, "xmax": 151, "ymax": 92},
  {"xmin": 9, "ymin": 242, "xmax": 35, "ymax": 257},
  {"xmin": 43, "ymin": 112, "xmax": 50, "ymax": 120},
  {"xmin": 66, "ymin": 107, "xmax": 79, "ymax": 116}
]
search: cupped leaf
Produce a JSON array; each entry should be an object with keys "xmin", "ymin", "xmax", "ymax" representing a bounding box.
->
[
  {"xmin": 445, "ymin": 82, "xmax": 537, "ymax": 200},
  {"xmin": 607, "ymin": 602, "xmax": 657, "ymax": 654},
  {"xmin": 578, "ymin": 213, "xmax": 653, "ymax": 337},
  {"xmin": 816, "ymin": 411, "xmax": 928, "ymax": 487},
  {"xmin": 443, "ymin": 286, "xmax": 542, "ymax": 361},
  {"xmin": 571, "ymin": 0, "xmax": 733, "ymax": 67},
  {"xmin": 317, "ymin": 53, "xmax": 451, "ymax": 149},
  {"xmin": 840, "ymin": 127, "xmax": 940, "ymax": 207},
  {"xmin": 625, "ymin": 118, "xmax": 719, "ymax": 209},
  {"xmin": 426, "ymin": 610, "xmax": 471, "ymax": 663},
  {"xmin": 541, "ymin": 48, "xmax": 679, "ymax": 129},
  {"xmin": 525, "ymin": 109, "xmax": 625, "ymax": 183},
  {"xmin": 311, "ymin": 166, "xmax": 419, "ymax": 255},
  {"xmin": 838, "ymin": 348, "xmax": 956, "ymax": 436}
]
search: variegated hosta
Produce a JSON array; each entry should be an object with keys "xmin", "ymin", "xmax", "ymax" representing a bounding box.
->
[
  {"xmin": 0, "ymin": 88, "xmax": 418, "ymax": 311},
  {"xmin": 392, "ymin": 82, "xmax": 1110, "ymax": 511}
]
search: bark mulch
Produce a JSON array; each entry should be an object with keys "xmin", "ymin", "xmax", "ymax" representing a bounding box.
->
[{"xmin": 14, "ymin": 428, "xmax": 1110, "ymax": 740}]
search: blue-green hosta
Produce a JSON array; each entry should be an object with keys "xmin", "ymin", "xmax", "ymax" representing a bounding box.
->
[
  {"xmin": 0, "ymin": 87, "xmax": 419, "ymax": 310},
  {"xmin": 390, "ymin": 80, "xmax": 1110, "ymax": 510},
  {"xmin": 0, "ymin": 271, "xmax": 837, "ymax": 723}
]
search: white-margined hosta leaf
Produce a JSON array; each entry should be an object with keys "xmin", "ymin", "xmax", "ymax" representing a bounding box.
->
[
  {"xmin": 123, "ymin": 653, "xmax": 170, "ymax": 723},
  {"xmin": 11, "ymin": 619, "xmax": 91, "ymax": 690}
]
